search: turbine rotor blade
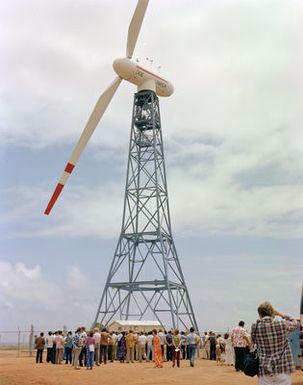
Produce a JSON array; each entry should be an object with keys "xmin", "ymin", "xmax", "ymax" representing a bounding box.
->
[
  {"xmin": 126, "ymin": 0, "xmax": 149, "ymax": 59},
  {"xmin": 44, "ymin": 76, "xmax": 122, "ymax": 215}
]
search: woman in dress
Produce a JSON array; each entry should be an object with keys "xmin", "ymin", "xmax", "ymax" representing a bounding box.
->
[
  {"xmin": 224, "ymin": 333, "xmax": 234, "ymax": 366},
  {"xmin": 117, "ymin": 331, "xmax": 127, "ymax": 363},
  {"xmin": 152, "ymin": 329, "xmax": 163, "ymax": 368}
]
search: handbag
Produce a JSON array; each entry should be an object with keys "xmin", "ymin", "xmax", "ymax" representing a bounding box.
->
[
  {"xmin": 243, "ymin": 349, "xmax": 259, "ymax": 377},
  {"xmin": 243, "ymin": 321, "xmax": 259, "ymax": 377},
  {"xmin": 89, "ymin": 344, "xmax": 95, "ymax": 352}
]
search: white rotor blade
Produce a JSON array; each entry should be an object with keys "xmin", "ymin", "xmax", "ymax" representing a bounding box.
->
[
  {"xmin": 126, "ymin": 0, "xmax": 149, "ymax": 59},
  {"xmin": 44, "ymin": 76, "xmax": 122, "ymax": 215}
]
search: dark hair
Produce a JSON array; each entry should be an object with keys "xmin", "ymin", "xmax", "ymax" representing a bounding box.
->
[
  {"xmin": 190, "ymin": 327, "xmax": 195, "ymax": 333},
  {"xmin": 152, "ymin": 329, "xmax": 157, "ymax": 335},
  {"xmin": 224, "ymin": 333, "xmax": 229, "ymax": 339},
  {"xmin": 238, "ymin": 321, "xmax": 245, "ymax": 327}
]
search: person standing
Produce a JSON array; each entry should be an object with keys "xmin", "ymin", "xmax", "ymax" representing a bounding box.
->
[
  {"xmin": 251, "ymin": 302, "xmax": 299, "ymax": 385},
  {"xmin": 224, "ymin": 333, "xmax": 234, "ymax": 366},
  {"xmin": 35, "ymin": 332, "xmax": 45, "ymax": 364},
  {"xmin": 187, "ymin": 327, "xmax": 198, "ymax": 367},
  {"xmin": 93, "ymin": 328, "xmax": 101, "ymax": 366},
  {"xmin": 201, "ymin": 332, "xmax": 208, "ymax": 359},
  {"xmin": 209, "ymin": 332, "xmax": 217, "ymax": 361},
  {"xmin": 100, "ymin": 328, "xmax": 110, "ymax": 364},
  {"xmin": 181, "ymin": 331, "xmax": 187, "ymax": 359},
  {"xmin": 55, "ymin": 331, "xmax": 64, "ymax": 364},
  {"xmin": 172, "ymin": 329, "xmax": 181, "ymax": 368},
  {"xmin": 108, "ymin": 332, "xmax": 115, "ymax": 362},
  {"xmin": 231, "ymin": 321, "xmax": 250, "ymax": 372},
  {"xmin": 46, "ymin": 331, "xmax": 55, "ymax": 364},
  {"xmin": 146, "ymin": 331, "xmax": 154, "ymax": 362},
  {"xmin": 165, "ymin": 330, "xmax": 173, "ymax": 362},
  {"xmin": 152, "ymin": 329, "xmax": 163, "ymax": 368},
  {"xmin": 72, "ymin": 327, "xmax": 82, "ymax": 370},
  {"xmin": 158, "ymin": 329, "xmax": 166, "ymax": 357},
  {"xmin": 137, "ymin": 332, "xmax": 147, "ymax": 362},
  {"xmin": 216, "ymin": 334, "xmax": 225, "ymax": 366},
  {"xmin": 85, "ymin": 330, "xmax": 95, "ymax": 370},
  {"xmin": 64, "ymin": 331, "xmax": 73, "ymax": 364},
  {"xmin": 79, "ymin": 327, "xmax": 87, "ymax": 367},
  {"xmin": 117, "ymin": 331, "xmax": 127, "ymax": 363},
  {"xmin": 125, "ymin": 330, "xmax": 136, "ymax": 363},
  {"xmin": 196, "ymin": 333, "xmax": 201, "ymax": 359}
]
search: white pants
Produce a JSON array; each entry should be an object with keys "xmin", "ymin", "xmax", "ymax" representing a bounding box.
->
[{"xmin": 259, "ymin": 373, "xmax": 291, "ymax": 385}]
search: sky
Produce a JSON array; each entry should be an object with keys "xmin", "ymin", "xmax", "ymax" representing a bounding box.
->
[{"xmin": 0, "ymin": 0, "xmax": 302, "ymax": 338}]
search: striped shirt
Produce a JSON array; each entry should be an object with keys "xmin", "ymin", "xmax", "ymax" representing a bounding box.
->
[{"xmin": 251, "ymin": 315, "xmax": 299, "ymax": 376}]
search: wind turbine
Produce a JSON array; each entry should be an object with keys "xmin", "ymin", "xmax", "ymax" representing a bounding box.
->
[
  {"xmin": 45, "ymin": 0, "xmax": 198, "ymax": 331},
  {"xmin": 44, "ymin": 0, "xmax": 172, "ymax": 215}
]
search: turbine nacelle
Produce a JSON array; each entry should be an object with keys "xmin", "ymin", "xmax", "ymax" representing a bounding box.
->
[{"xmin": 113, "ymin": 58, "xmax": 174, "ymax": 97}]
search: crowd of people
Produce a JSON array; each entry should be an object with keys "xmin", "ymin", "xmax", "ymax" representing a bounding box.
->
[
  {"xmin": 34, "ymin": 327, "xmax": 202, "ymax": 369},
  {"xmin": 34, "ymin": 302, "xmax": 301, "ymax": 385}
]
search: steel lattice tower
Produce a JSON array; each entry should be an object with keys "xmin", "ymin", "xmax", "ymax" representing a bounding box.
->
[{"xmin": 94, "ymin": 90, "xmax": 198, "ymax": 331}]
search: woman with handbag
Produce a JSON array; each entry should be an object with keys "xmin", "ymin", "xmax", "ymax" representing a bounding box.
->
[
  {"xmin": 172, "ymin": 329, "xmax": 181, "ymax": 368},
  {"xmin": 251, "ymin": 302, "xmax": 299, "ymax": 385}
]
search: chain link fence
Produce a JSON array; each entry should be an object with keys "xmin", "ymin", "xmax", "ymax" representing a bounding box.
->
[{"xmin": 0, "ymin": 325, "xmax": 35, "ymax": 357}]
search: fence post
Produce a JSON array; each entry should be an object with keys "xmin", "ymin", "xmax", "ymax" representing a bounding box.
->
[
  {"xmin": 17, "ymin": 327, "xmax": 21, "ymax": 357},
  {"xmin": 29, "ymin": 324, "xmax": 34, "ymax": 357}
]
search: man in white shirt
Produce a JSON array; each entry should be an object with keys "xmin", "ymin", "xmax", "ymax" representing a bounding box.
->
[
  {"xmin": 158, "ymin": 329, "xmax": 165, "ymax": 357},
  {"xmin": 146, "ymin": 331, "xmax": 154, "ymax": 362},
  {"xmin": 93, "ymin": 328, "xmax": 101, "ymax": 366},
  {"xmin": 55, "ymin": 331, "xmax": 64, "ymax": 364},
  {"xmin": 137, "ymin": 332, "xmax": 147, "ymax": 362},
  {"xmin": 46, "ymin": 331, "xmax": 55, "ymax": 364}
]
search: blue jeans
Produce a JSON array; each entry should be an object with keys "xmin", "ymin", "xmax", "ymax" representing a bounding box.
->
[
  {"xmin": 86, "ymin": 347, "xmax": 94, "ymax": 368},
  {"xmin": 65, "ymin": 347, "xmax": 72, "ymax": 364},
  {"xmin": 188, "ymin": 345, "xmax": 196, "ymax": 366}
]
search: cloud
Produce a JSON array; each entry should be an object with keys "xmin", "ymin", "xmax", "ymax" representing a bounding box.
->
[
  {"xmin": 1, "ymin": 0, "xmax": 302, "ymax": 242},
  {"xmin": 184, "ymin": 253, "xmax": 302, "ymax": 332},
  {"xmin": 0, "ymin": 260, "xmax": 61, "ymax": 308},
  {"xmin": 1, "ymin": 0, "xmax": 302, "ymax": 149},
  {"xmin": 1, "ymin": 139, "xmax": 303, "ymax": 241},
  {"xmin": 67, "ymin": 266, "xmax": 88, "ymax": 289},
  {"xmin": 0, "ymin": 260, "xmax": 98, "ymax": 332}
]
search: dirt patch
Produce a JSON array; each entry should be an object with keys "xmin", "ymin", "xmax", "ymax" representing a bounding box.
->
[{"xmin": 0, "ymin": 351, "xmax": 302, "ymax": 385}]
